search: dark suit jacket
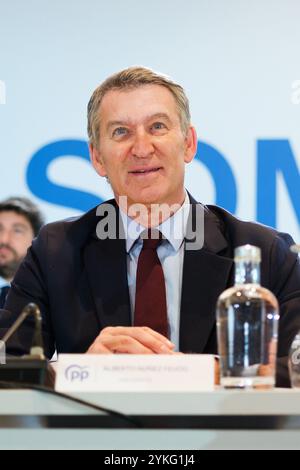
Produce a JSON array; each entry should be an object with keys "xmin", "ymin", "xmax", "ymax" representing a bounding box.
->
[
  {"xmin": 0, "ymin": 285, "xmax": 9, "ymax": 309},
  {"xmin": 1, "ymin": 197, "xmax": 300, "ymax": 386}
]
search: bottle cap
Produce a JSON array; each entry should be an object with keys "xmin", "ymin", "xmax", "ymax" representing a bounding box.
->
[{"xmin": 234, "ymin": 244, "xmax": 261, "ymax": 262}]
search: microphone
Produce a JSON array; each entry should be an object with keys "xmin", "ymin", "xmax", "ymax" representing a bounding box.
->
[
  {"xmin": 0, "ymin": 303, "xmax": 54, "ymax": 386},
  {"xmin": 1, "ymin": 302, "xmax": 45, "ymax": 359}
]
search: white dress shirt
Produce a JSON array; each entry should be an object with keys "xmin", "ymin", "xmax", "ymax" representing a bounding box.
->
[
  {"xmin": 0, "ymin": 277, "xmax": 8, "ymax": 289},
  {"xmin": 119, "ymin": 192, "xmax": 190, "ymax": 351}
]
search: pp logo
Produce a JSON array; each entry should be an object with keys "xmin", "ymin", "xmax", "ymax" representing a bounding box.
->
[{"xmin": 65, "ymin": 364, "xmax": 90, "ymax": 382}]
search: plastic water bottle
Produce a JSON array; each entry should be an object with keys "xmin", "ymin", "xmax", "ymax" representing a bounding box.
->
[
  {"xmin": 216, "ymin": 245, "xmax": 279, "ymax": 389},
  {"xmin": 288, "ymin": 333, "xmax": 300, "ymax": 388}
]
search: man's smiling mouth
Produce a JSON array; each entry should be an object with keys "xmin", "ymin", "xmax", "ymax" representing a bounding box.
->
[{"xmin": 129, "ymin": 167, "xmax": 162, "ymax": 175}]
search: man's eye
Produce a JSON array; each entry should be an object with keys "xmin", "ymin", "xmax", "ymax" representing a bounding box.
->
[
  {"xmin": 152, "ymin": 122, "xmax": 166, "ymax": 131},
  {"xmin": 112, "ymin": 127, "xmax": 128, "ymax": 137},
  {"xmin": 13, "ymin": 226, "xmax": 26, "ymax": 235}
]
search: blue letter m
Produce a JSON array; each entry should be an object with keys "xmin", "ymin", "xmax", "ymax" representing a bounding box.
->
[{"xmin": 257, "ymin": 139, "xmax": 300, "ymax": 229}]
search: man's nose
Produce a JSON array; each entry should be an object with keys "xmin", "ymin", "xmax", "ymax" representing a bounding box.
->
[
  {"xmin": 131, "ymin": 130, "xmax": 154, "ymax": 158},
  {"xmin": 0, "ymin": 230, "xmax": 10, "ymax": 245}
]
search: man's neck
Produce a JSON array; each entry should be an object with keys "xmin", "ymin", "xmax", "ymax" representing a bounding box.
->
[{"xmin": 117, "ymin": 193, "xmax": 187, "ymax": 228}]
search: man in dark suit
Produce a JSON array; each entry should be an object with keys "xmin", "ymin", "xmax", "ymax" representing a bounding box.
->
[
  {"xmin": 1, "ymin": 67, "xmax": 300, "ymax": 386},
  {"xmin": 0, "ymin": 197, "xmax": 44, "ymax": 308}
]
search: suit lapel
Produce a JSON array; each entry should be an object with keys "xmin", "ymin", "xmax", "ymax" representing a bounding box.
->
[
  {"xmin": 84, "ymin": 203, "xmax": 131, "ymax": 329},
  {"xmin": 179, "ymin": 202, "xmax": 234, "ymax": 353}
]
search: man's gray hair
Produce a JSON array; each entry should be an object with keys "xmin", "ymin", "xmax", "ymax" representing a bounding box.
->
[{"xmin": 87, "ymin": 66, "xmax": 191, "ymax": 149}]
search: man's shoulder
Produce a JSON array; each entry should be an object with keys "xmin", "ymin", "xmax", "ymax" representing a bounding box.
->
[
  {"xmin": 36, "ymin": 199, "xmax": 117, "ymax": 247},
  {"xmin": 39, "ymin": 206, "xmax": 97, "ymax": 239},
  {"xmin": 205, "ymin": 203, "xmax": 295, "ymax": 249}
]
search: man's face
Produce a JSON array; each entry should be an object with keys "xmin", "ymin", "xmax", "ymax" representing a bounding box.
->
[
  {"xmin": 90, "ymin": 85, "xmax": 197, "ymax": 209},
  {"xmin": 0, "ymin": 211, "xmax": 34, "ymax": 281}
]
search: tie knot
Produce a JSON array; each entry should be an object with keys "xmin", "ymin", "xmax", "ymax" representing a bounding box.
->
[{"xmin": 141, "ymin": 229, "xmax": 163, "ymax": 250}]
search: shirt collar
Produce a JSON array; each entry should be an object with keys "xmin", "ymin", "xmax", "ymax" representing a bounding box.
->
[
  {"xmin": 119, "ymin": 191, "xmax": 190, "ymax": 253},
  {"xmin": 0, "ymin": 277, "xmax": 9, "ymax": 288}
]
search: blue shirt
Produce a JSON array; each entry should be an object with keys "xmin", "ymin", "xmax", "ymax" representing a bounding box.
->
[
  {"xmin": 0, "ymin": 277, "xmax": 8, "ymax": 289},
  {"xmin": 0, "ymin": 278, "xmax": 10, "ymax": 309},
  {"xmin": 119, "ymin": 192, "xmax": 190, "ymax": 351}
]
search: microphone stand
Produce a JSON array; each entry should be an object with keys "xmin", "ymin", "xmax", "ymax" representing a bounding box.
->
[
  {"xmin": 0, "ymin": 303, "xmax": 54, "ymax": 386},
  {"xmin": 2, "ymin": 303, "xmax": 45, "ymax": 359}
]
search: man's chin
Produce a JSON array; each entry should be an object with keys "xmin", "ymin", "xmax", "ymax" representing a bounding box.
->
[
  {"xmin": 130, "ymin": 189, "xmax": 164, "ymax": 206},
  {"xmin": 0, "ymin": 256, "xmax": 15, "ymax": 264},
  {"xmin": 0, "ymin": 259, "xmax": 22, "ymax": 280}
]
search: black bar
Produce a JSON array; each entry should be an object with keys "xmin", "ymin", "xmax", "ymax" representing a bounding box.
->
[{"xmin": 0, "ymin": 414, "xmax": 298, "ymax": 430}]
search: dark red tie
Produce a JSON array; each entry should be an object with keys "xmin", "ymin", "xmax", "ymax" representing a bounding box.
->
[{"xmin": 134, "ymin": 230, "xmax": 168, "ymax": 337}]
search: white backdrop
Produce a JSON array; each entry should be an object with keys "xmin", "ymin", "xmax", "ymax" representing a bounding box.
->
[{"xmin": 0, "ymin": 0, "xmax": 299, "ymax": 241}]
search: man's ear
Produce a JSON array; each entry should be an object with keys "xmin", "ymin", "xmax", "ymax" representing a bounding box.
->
[
  {"xmin": 89, "ymin": 143, "xmax": 107, "ymax": 177},
  {"xmin": 184, "ymin": 126, "xmax": 197, "ymax": 164}
]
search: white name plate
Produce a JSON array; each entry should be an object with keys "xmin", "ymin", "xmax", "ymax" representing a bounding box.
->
[{"xmin": 55, "ymin": 354, "xmax": 215, "ymax": 392}]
